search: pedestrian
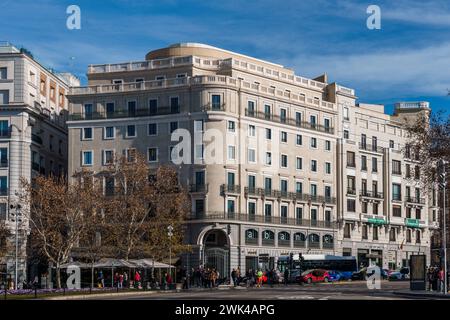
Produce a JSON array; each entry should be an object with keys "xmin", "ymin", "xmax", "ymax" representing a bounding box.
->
[
  {"xmin": 98, "ymin": 270, "xmax": 104, "ymax": 288},
  {"xmin": 439, "ymin": 267, "xmax": 445, "ymax": 293},
  {"xmin": 284, "ymin": 268, "xmax": 289, "ymax": 286},
  {"xmin": 427, "ymin": 266, "xmax": 433, "ymax": 291},
  {"xmin": 114, "ymin": 272, "xmax": 119, "ymax": 287},
  {"xmin": 231, "ymin": 269, "xmax": 237, "ymax": 287},
  {"xmin": 256, "ymin": 269, "xmax": 263, "ymax": 288},
  {"xmin": 166, "ymin": 272, "xmax": 173, "ymax": 289},
  {"xmin": 134, "ymin": 271, "xmax": 142, "ymax": 289},
  {"xmin": 123, "ymin": 272, "xmax": 128, "ymax": 288},
  {"xmin": 433, "ymin": 267, "xmax": 439, "ymax": 291},
  {"xmin": 118, "ymin": 273, "xmax": 124, "ymax": 289}
]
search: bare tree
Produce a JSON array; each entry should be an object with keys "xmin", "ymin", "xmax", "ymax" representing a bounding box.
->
[
  {"xmin": 404, "ymin": 111, "xmax": 450, "ymax": 189},
  {"xmin": 0, "ymin": 220, "xmax": 11, "ymax": 260},
  {"xmin": 20, "ymin": 173, "xmax": 97, "ymax": 288}
]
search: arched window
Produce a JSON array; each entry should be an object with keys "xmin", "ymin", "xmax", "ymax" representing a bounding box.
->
[
  {"xmin": 262, "ymin": 230, "xmax": 275, "ymax": 246},
  {"xmin": 308, "ymin": 233, "xmax": 320, "ymax": 248},
  {"xmin": 322, "ymin": 234, "xmax": 334, "ymax": 249},
  {"xmin": 293, "ymin": 232, "xmax": 306, "ymax": 248},
  {"xmin": 278, "ymin": 231, "xmax": 291, "ymax": 247},
  {"xmin": 245, "ymin": 229, "xmax": 258, "ymax": 245}
]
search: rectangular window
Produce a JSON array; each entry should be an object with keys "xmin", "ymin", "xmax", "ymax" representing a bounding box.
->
[
  {"xmin": 389, "ymin": 228, "xmax": 396, "ymax": 242},
  {"xmin": 347, "ymin": 176, "xmax": 355, "ymax": 193},
  {"xmin": 296, "ymin": 134, "xmax": 302, "ymax": 146},
  {"xmin": 104, "ymin": 177, "xmax": 115, "ymax": 196},
  {"xmin": 281, "ymin": 154, "xmax": 288, "ymax": 168},
  {"xmin": 104, "ymin": 127, "xmax": 115, "ymax": 139},
  {"xmin": 228, "ymin": 146, "xmax": 236, "ymax": 160},
  {"xmin": 281, "ymin": 131, "xmax": 287, "ymax": 143},
  {"xmin": 311, "ymin": 160, "xmax": 317, "ymax": 172},
  {"xmin": 362, "ymin": 201, "xmax": 368, "ymax": 214},
  {"xmin": 373, "ymin": 226, "xmax": 378, "ymax": 240},
  {"xmin": 264, "ymin": 203, "xmax": 272, "ymax": 221},
  {"xmin": 0, "ymin": 67, "xmax": 7, "ymax": 79},
  {"xmin": 0, "ymin": 148, "xmax": 7, "ymax": 167},
  {"xmin": 104, "ymin": 150, "xmax": 114, "ymax": 165},
  {"xmin": 265, "ymin": 128, "xmax": 272, "ymax": 140},
  {"xmin": 248, "ymin": 125, "xmax": 256, "ymax": 137},
  {"xmin": 126, "ymin": 125, "xmax": 136, "ymax": 137},
  {"xmin": 248, "ymin": 148, "xmax": 256, "ymax": 163},
  {"xmin": 347, "ymin": 199, "xmax": 356, "ymax": 212},
  {"xmin": 347, "ymin": 151, "xmax": 355, "ymax": 167},
  {"xmin": 280, "ymin": 108, "xmax": 287, "ymax": 124},
  {"xmin": 265, "ymin": 152, "xmax": 272, "ymax": 165},
  {"xmin": 227, "ymin": 200, "xmax": 235, "ymax": 214},
  {"xmin": 392, "ymin": 183, "xmax": 402, "ymax": 201},
  {"xmin": 416, "ymin": 208, "xmax": 421, "ymax": 220},
  {"xmin": 310, "ymin": 115, "xmax": 317, "ymax": 126},
  {"xmin": 127, "ymin": 101, "xmax": 136, "ymax": 117},
  {"xmin": 296, "ymin": 157, "xmax": 302, "ymax": 170},
  {"xmin": 82, "ymin": 151, "xmax": 93, "ymax": 166},
  {"xmin": 248, "ymin": 202, "xmax": 256, "ymax": 217},
  {"xmin": 148, "ymin": 148, "xmax": 158, "ymax": 162},
  {"xmin": 344, "ymin": 130, "xmax": 349, "ymax": 139},
  {"xmin": 212, "ymin": 95, "xmax": 221, "ymax": 110},
  {"xmin": 83, "ymin": 127, "xmax": 93, "ymax": 140},
  {"xmin": 393, "ymin": 206, "xmax": 401, "ymax": 217},
  {"xmin": 195, "ymin": 199, "xmax": 205, "ymax": 216},
  {"xmin": 149, "ymin": 99, "xmax": 158, "ymax": 114},
  {"xmin": 228, "ymin": 121, "xmax": 235, "ymax": 132},
  {"xmin": 344, "ymin": 223, "xmax": 351, "ymax": 239},
  {"xmin": 84, "ymin": 104, "xmax": 93, "ymax": 118},
  {"xmin": 170, "ymin": 97, "xmax": 179, "ymax": 113},
  {"xmin": 169, "ymin": 122, "xmax": 178, "ymax": 134},
  {"xmin": 362, "ymin": 225, "xmax": 368, "ymax": 240},
  {"xmin": 392, "ymin": 160, "xmax": 402, "ymax": 175},
  {"xmin": 247, "ymin": 101, "xmax": 255, "ymax": 115},
  {"xmin": 280, "ymin": 180, "xmax": 288, "ymax": 192},
  {"xmin": 310, "ymin": 137, "xmax": 317, "ymax": 148},
  {"xmin": 325, "ymin": 162, "xmax": 331, "ymax": 174},
  {"xmin": 390, "ymin": 140, "xmax": 394, "ymax": 149},
  {"xmin": 295, "ymin": 112, "xmax": 302, "ymax": 126},
  {"xmin": 325, "ymin": 186, "xmax": 332, "ymax": 198},
  {"xmin": 296, "ymin": 207, "xmax": 303, "ymax": 221},
  {"xmin": 405, "ymin": 164, "xmax": 411, "ymax": 178},
  {"xmin": 325, "ymin": 140, "xmax": 331, "ymax": 151},
  {"xmin": 106, "ymin": 102, "xmax": 115, "ymax": 116},
  {"xmin": 343, "ymin": 107, "xmax": 349, "ymax": 120},
  {"xmin": 148, "ymin": 123, "xmax": 157, "ymax": 136},
  {"xmin": 126, "ymin": 148, "xmax": 136, "ymax": 162},
  {"xmin": 227, "ymin": 172, "xmax": 235, "ymax": 186},
  {"xmin": 195, "ymin": 144, "xmax": 204, "ymax": 159},
  {"xmin": 296, "ymin": 182, "xmax": 302, "ymax": 194},
  {"xmin": 361, "ymin": 155, "xmax": 367, "ymax": 171},
  {"xmin": 361, "ymin": 134, "xmax": 367, "ymax": 149},
  {"xmin": 264, "ymin": 177, "xmax": 272, "ymax": 191},
  {"xmin": 0, "ymin": 120, "xmax": 8, "ymax": 137},
  {"xmin": 372, "ymin": 157, "xmax": 378, "ymax": 172},
  {"xmin": 264, "ymin": 104, "xmax": 271, "ymax": 119},
  {"xmin": 310, "ymin": 184, "xmax": 317, "ymax": 196},
  {"xmin": 248, "ymin": 175, "xmax": 256, "ymax": 189}
]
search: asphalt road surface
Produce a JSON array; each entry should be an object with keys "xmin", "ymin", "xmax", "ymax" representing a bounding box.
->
[{"xmin": 82, "ymin": 281, "xmax": 440, "ymax": 300}]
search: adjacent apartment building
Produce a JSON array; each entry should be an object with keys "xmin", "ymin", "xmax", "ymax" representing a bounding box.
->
[
  {"xmin": 67, "ymin": 43, "xmax": 438, "ymax": 277},
  {"xmin": 0, "ymin": 42, "xmax": 79, "ymax": 284}
]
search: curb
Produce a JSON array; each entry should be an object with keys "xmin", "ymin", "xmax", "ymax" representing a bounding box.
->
[
  {"xmin": 45, "ymin": 290, "xmax": 170, "ymax": 300},
  {"xmin": 393, "ymin": 291, "xmax": 450, "ymax": 299}
]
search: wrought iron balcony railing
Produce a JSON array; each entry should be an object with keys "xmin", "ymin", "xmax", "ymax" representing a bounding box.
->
[
  {"xmin": 69, "ymin": 105, "xmax": 181, "ymax": 121},
  {"xmin": 360, "ymin": 190, "xmax": 383, "ymax": 199},
  {"xmin": 358, "ymin": 142, "xmax": 384, "ymax": 153}
]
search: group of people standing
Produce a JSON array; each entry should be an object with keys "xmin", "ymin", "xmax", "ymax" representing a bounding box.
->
[
  {"xmin": 187, "ymin": 267, "xmax": 220, "ymax": 288},
  {"xmin": 427, "ymin": 266, "xmax": 446, "ymax": 292}
]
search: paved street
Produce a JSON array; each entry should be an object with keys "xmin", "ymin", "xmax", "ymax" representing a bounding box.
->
[{"xmin": 78, "ymin": 281, "xmax": 444, "ymax": 300}]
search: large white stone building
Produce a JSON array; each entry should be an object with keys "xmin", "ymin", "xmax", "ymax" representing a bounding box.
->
[
  {"xmin": 66, "ymin": 43, "xmax": 438, "ymax": 277},
  {"xmin": 0, "ymin": 42, "xmax": 79, "ymax": 285}
]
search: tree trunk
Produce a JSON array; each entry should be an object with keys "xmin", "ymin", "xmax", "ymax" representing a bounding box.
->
[
  {"xmin": 91, "ymin": 262, "xmax": 94, "ymax": 289},
  {"xmin": 56, "ymin": 266, "xmax": 61, "ymax": 289}
]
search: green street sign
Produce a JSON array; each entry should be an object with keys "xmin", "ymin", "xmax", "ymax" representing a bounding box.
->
[
  {"xmin": 368, "ymin": 217, "xmax": 386, "ymax": 225},
  {"xmin": 406, "ymin": 218, "xmax": 420, "ymax": 228}
]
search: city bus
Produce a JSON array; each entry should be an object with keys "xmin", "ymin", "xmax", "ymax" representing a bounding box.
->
[{"xmin": 277, "ymin": 254, "xmax": 358, "ymax": 274}]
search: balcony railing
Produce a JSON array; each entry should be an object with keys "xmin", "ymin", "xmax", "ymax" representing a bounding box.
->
[
  {"xmin": 202, "ymin": 102, "xmax": 226, "ymax": 112},
  {"xmin": 347, "ymin": 188, "xmax": 356, "ymax": 195},
  {"xmin": 245, "ymin": 109, "xmax": 334, "ymax": 134},
  {"xmin": 278, "ymin": 239, "xmax": 291, "ymax": 247},
  {"xmin": 188, "ymin": 212, "xmax": 336, "ymax": 229},
  {"xmin": 69, "ymin": 106, "xmax": 181, "ymax": 121},
  {"xmin": 189, "ymin": 184, "xmax": 209, "ymax": 193},
  {"xmin": 293, "ymin": 240, "xmax": 306, "ymax": 248},
  {"xmin": 360, "ymin": 190, "xmax": 383, "ymax": 199},
  {"xmin": 406, "ymin": 196, "xmax": 426, "ymax": 205},
  {"xmin": 220, "ymin": 184, "xmax": 241, "ymax": 195},
  {"xmin": 358, "ymin": 143, "xmax": 384, "ymax": 153},
  {"xmin": 244, "ymin": 187, "xmax": 336, "ymax": 204},
  {"xmin": 322, "ymin": 242, "xmax": 334, "ymax": 249},
  {"xmin": 308, "ymin": 242, "xmax": 320, "ymax": 249}
]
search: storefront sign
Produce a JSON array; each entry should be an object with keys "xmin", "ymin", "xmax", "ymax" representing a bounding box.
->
[
  {"xmin": 406, "ymin": 218, "xmax": 420, "ymax": 228},
  {"xmin": 367, "ymin": 217, "xmax": 386, "ymax": 225}
]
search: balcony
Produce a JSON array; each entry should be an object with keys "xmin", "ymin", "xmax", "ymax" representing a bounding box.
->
[
  {"xmin": 245, "ymin": 109, "xmax": 334, "ymax": 134},
  {"xmin": 220, "ymin": 184, "xmax": 241, "ymax": 195},
  {"xmin": 202, "ymin": 102, "xmax": 226, "ymax": 112},
  {"xmin": 189, "ymin": 184, "xmax": 209, "ymax": 193},
  {"xmin": 243, "ymin": 187, "xmax": 336, "ymax": 204},
  {"xmin": 360, "ymin": 190, "xmax": 383, "ymax": 199},
  {"xmin": 69, "ymin": 106, "xmax": 181, "ymax": 121},
  {"xmin": 188, "ymin": 212, "xmax": 337, "ymax": 229},
  {"xmin": 347, "ymin": 188, "xmax": 356, "ymax": 196},
  {"xmin": 358, "ymin": 143, "xmax": 384, "ymax": 153},
  {"xmin": 406, "ymin": 196, "xmax": 425, "ymax": 205}
]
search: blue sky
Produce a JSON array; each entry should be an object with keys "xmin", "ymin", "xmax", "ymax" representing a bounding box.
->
[{"xmin": 1, "ymin": 0, "xmax": 449, "ymax": 114}]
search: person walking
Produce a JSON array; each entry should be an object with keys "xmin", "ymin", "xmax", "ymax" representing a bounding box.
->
[
  {"xmin": 439, "ymin": 267, "xmax": 445, "ymax": 293},
  {"xmin": 166, "ymin": 272, "xmax": 173, "ymax": 289},
  {"xmin": 231, "ymin": 269, "xmax": 237, "ymax": 287},
  {"xmin": 118, "ymin": 273, "xmax": 124, "ymax": 289},
  {"xmin": 427, "ymin": 267, "xmax": 433, "ymax": 291},
  {"xmin": 134, "ymin": 271, "xmax": 141, "ymax": 289},
  {"xmin": 256, "ymin": 269, "xmax": 263, "ymax": 288},
  {"xmin": 284, "ymin": 268, "xmax": 289, "ymax": 286}
]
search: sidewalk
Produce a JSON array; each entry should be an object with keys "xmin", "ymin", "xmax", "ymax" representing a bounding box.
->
[{"xmin": 394, "ymin": 290, "xmax": 450, "ymax": 299}]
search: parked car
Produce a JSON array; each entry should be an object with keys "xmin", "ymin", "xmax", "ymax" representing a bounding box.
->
[
  {"xmin": 327, "ymin": 270, "xmax": 342, "ymax": 282},
  {"xmin": 352, "ymin": 267, "xmax": 368, "ymax": 281},
  {"xmin": 336, "ymin": 271, "xmax": 353, "ymax": 281},
  {"xmin": 300, "ymin": 269, "xmax": 331, "ymax": 284},
  {"xmin": 389, "ymin": 267, "xmax": 410, "ymax": 281}
]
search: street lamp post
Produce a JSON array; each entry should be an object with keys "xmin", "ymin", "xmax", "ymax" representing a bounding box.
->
[
  {"xmin": 9, "ymin": 203, "xmax": 22, "ymax": 290},
  {"xmin": 441, "ymin": 160, "xmax": 447, "ymax": 294},
  {"xmin": 167, "ymin": 225, "xmax": 173, "ymax": 282}
]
